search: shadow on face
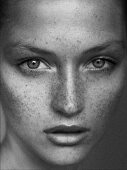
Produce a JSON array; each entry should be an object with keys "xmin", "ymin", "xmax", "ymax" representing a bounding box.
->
[{"xmin": 0, "ymin": 0, "xmax": 127, "ymax": 169}]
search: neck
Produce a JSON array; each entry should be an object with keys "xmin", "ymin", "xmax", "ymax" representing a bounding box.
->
[{"xmin": 0, "ymin": 128, "xmax": 82, "ymax": 170}]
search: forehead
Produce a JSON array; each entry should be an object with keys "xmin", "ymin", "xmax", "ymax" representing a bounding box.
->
[
  {"xmin": 9, "ymin": 0, "xmax": 122, "ymax": 27},
  {"xmin": 2, "ymin": 0, "xmax": 124, "ymax": 53}
]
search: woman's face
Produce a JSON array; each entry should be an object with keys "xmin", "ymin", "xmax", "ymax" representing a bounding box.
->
[{"xmin": 0, "ymin": 0, "xmax": 126, "ymax": 166}]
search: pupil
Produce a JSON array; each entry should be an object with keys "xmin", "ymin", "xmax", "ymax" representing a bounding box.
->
[
  {"xmin": 27, "ymin": 60, "xmax": 40, "ymax": 69},
  {"xmin": 93, "ymin": 59, "xmax": 105, "ymax": 68}
]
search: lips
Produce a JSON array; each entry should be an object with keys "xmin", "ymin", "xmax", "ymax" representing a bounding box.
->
[
  {"xmin": 44, "ymin": 125, "xmax": 90, "ymax": 146},
  {"xmin": 44, "ymin": 125, "xmax": 89, "ymax": 134}
]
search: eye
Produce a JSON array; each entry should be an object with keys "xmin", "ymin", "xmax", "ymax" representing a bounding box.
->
[
  {"xmin": 27, "ymin": 60, "xmax": 41, "ymax": 69},
  {"xmin": 19, "ymin": 58, "xmax": 50, "ymax": 71},
  {"xmin": 86, "ymin": 57, "xmax": 116, "ymax": 71},
  {"xmin": 92, "ymin": 58, "xmax": 105, "ymax": 68}
]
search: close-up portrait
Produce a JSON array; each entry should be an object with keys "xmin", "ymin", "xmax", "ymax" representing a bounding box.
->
[{"xmin": 0, "ymin": 0, "xmax": 127, "ymax": 170}]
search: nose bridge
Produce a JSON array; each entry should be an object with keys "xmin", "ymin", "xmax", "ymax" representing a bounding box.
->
[{"xmin": 51, "ymin": 65, "xmax": 84, "ymax": 117}]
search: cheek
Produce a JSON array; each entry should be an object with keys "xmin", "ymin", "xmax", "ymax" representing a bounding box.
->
[
  {"xmin": 84, "ymin": 78, "xmax": 125, "ymax": 140},
  {"xmin": 1, "ymin": 84, "xmax": 53, "ymax": 146},
  {"xmin": 0, "ymin": 71, "xmax": 53, "ymax": 137}
]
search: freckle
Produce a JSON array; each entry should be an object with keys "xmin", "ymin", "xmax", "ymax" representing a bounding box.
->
[
  {"xmin": 56, "ymin": 37, "xmax": 61, "ymax": 42},
  {"xmin": 77, "ymin": 40, "xmax": 81, "ymax": 44},
  {"xmin": 94, "ymin": 14, "xmax": 98, "ymax": 18}
]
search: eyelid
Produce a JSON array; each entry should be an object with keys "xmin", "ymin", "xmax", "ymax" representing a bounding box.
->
[
  {"xmin": 81, "ymin": 55, "xmax": 118, "ymax": 72},
  {"xmin": 18, "ymin": 56, "xmax": 51, "ymax": 68},
  {"xmin": 85, "ymin": 55, "xmax": 118, "ymax": 66},
  {"xmin": 91, "ymin": 55, "xmax": 117, "ymax": 63}
]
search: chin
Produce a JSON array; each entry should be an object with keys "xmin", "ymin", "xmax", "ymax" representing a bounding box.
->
[{"xmin": 37, "ymin": 145, "xmax": 92, "ymax": 167}]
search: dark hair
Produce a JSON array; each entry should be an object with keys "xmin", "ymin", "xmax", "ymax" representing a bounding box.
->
[
  {"xmin": 0, "ymin": 0, "xmax": 8, "ymax": 29},
  {"xmin": 0, "ymin": 0, "xmax": 126, "ymax": 30},
  {"xmin": 123, "ymin": 1, "xmax": 127, "ymax": 29}
]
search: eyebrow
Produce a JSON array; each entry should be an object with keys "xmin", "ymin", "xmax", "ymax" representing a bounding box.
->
[
  {"xmin": 9, "ymin": 40, "xmax": 125, "ymax": 57},
  {"xmin": 81, "ymin": 40, "xmax": 125, "ymax": 57}
]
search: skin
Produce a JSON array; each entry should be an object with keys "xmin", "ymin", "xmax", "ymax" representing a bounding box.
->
[{"xmin": 0, "ymin": 0, "xmax": 126, "ymax": 169}]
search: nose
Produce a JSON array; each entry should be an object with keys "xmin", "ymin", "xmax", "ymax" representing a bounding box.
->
[{"xmin": 51, "ymin": 66, "xmax": 84, "ymax": 118}]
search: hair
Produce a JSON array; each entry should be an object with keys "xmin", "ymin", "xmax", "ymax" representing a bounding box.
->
[
  {"xmin": 0, "ymin": 0, "xmax": 126, "ymax": 30},
  {"xmin": 0, "ymin": 0, "xmax": 8, "ymax": 29},
  {"xmin": 123, "ymin": 1, "xmax": 127, "ymax": 30}
]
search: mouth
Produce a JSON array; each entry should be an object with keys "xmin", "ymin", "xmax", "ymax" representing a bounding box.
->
[{"xmin": 44, "ymin": 125, "xmax": 90, "ymax": 146}]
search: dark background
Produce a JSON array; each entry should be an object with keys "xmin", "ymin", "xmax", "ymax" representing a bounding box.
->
[{"xmin": 82, "ymin": 88, "xmax": 127, "ymax": 170}]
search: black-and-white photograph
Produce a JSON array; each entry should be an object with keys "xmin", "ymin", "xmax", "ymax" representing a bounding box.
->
[{"xmin": 0, "ymin": 0, "xmax": 127, "ymax": 170}]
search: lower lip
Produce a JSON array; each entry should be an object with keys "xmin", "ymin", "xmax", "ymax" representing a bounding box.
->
[{"xmin": 46, "ymin": 132, "xmax": 89, "ymax": 146}]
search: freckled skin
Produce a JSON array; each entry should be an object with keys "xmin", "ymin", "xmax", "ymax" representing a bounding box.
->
[{"xmin": 0, "ymin": 0, "xmax": 126, "ymax": 169}]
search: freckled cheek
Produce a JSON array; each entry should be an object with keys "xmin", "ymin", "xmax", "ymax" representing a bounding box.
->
[
  {"xmin": 1, "ymin": 83, "xmax": 51, "ymax": 135},
  {"xmin": 85, "ymin": 84, "xmax": 124, "ymax": 137}
]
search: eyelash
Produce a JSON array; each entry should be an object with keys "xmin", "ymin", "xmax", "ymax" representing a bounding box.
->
[
  {"xmin": 18, "ymin": 56, "xmax": 117, "ymax": 75},
  {"xmin": 85, "ymin": 56, "xmax": 117, "ymax": 72},
  {"xmin": 18, "ymin": 57, "xmax": 51, "ymax": 74}
]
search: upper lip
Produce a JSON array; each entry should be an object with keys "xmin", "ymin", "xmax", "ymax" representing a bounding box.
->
[{"xmin": 44, "ymin": 125, "xmax": 90, "ymax": 134}]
